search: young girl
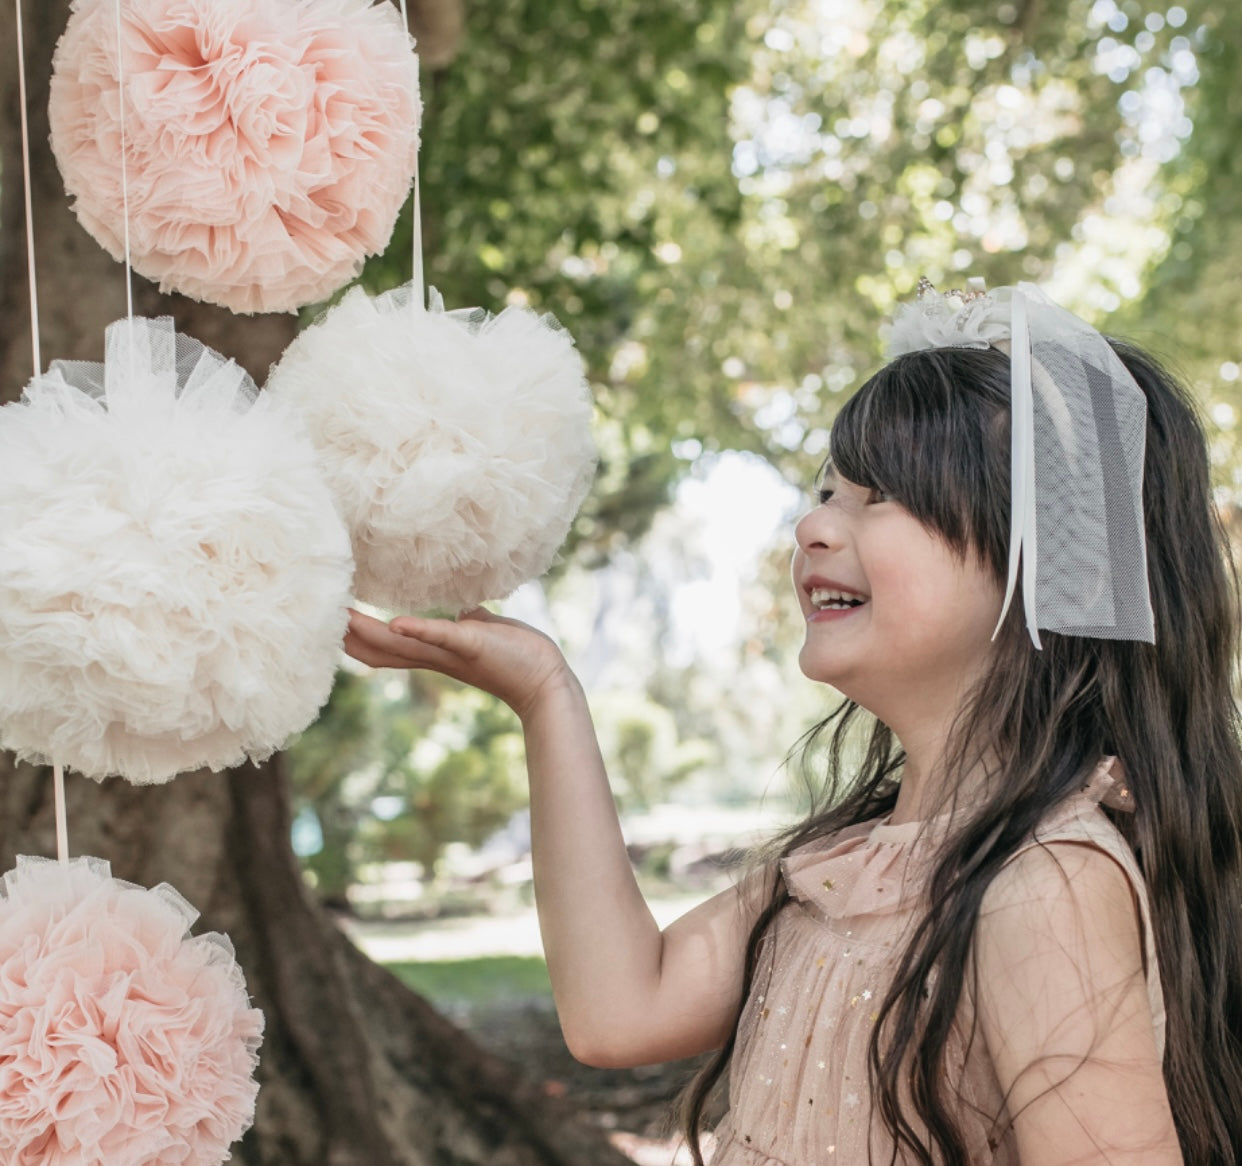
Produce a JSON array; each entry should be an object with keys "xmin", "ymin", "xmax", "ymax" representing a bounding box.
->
[{"xmin": 345, "ymin": 282, "xmax": 1242, "ymax": 1164}]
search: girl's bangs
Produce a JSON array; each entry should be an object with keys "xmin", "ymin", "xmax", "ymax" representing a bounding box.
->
[
  {"xmin": 828, "ymin": 361, "xmax": 928, "ymax": 500},
  {"xmin": 826, "ymin": 348, "xmax": 1011, "ymax": 570}
]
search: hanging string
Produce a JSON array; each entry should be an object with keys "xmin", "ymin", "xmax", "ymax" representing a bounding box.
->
[
  {"xmin": 410, "ymin": 126, "xmax": 425, "ymax": 309},
  {"xmin": 113, "ymin": 0, "xmax": 136, "ymax": 325},
  {"xmin": 15, "ymin": 0, "xmax": 72, "ymax": 862},
  {"xmin": 13, "ymin": 0, "xmax": 42, "ymax": 375},
  {"xmin": 397, "ymin": 0, "xmax": 426, "ymax": 311},
  {"xmin": 53, "ymin": 765, "xmax": 69, "ymax": 865}
]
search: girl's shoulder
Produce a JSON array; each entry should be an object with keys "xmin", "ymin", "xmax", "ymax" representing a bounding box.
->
[
  {"xmin": 980, "ymin": 756, "xmax": 1166, "ymax": 1055},
  {"xmin": 989, "ymin": 756, "xmax": 1149, "ymax": 929}
]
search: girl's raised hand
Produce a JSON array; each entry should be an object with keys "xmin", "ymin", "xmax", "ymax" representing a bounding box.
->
[{"xmin": 343, "ymin": 607, "xmax": 575, "ymax": 722}]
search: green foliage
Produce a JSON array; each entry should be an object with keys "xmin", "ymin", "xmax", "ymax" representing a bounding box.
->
[
  {"xmin": 363, "ymin": 680, "xmax": 527, "ymax": 878},
  {"xmin": 370, "ymin": 0, "xmax": 1227, "ymax": 513},
  {"xmin": 286, "ymin": 670, "xmax": 527, "ymax": 895},
  {"xmin": 285, "ymin": 670, "xmax": 375, "ymax": 904},
  {"xmin": 697, "ymin": 0, "xmax": 1211, "ymax": 487},
  {"xmin": 589, "ymin": 691, "xmax": 713, "ymax": 809},
  {"xmin": 1130, "ymin": 0, "xmax": 1239, "ymax": 332},
  {"xmin": 1121, "ymin": 2, "xmax": 1242, "ymax": 491}
]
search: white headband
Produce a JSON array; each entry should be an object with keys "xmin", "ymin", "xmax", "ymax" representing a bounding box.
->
[{"xmin": 888, "ymin": 280, "xmax": 1155, "ymax": 649}]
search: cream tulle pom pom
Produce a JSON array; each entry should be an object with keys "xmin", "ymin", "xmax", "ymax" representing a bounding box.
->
[
  {"xmin": 48, "ymin": 0, "xmax": 420, "ymax": 314},
  {"xmin": 0, "ymin": 855, "xmax": 263, "ymax": 1165},
  {"xmin": 265, "ymin": 285, "xmax": 597, "ymax": 612},
  {"xmin": 0, "ymin": 317, "xmax": 354, "ymax": 784}
]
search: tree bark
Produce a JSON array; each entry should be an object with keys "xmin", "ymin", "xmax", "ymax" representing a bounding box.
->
[{"xmin": 1, "ymin": 2, "xmax": 628, "ymax": 1161}]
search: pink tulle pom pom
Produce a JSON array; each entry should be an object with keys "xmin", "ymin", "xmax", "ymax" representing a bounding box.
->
[
  {"xmin": 0, "ymin": 856, "xmax": 264, "ymax": 1166},
  {"xmin": 49, "ymin": 0, "xmax": 421, "ymax": 314}
]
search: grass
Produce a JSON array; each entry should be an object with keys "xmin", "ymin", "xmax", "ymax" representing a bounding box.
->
[{"xmin": 385, "ymin": 954, "xmax": 553, "ymax": 1006}]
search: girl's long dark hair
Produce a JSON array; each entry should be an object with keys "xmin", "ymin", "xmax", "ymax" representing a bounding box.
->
[{"xmin": 679, "ymin": 344, "xmax": 1242, "ymax": 1163}]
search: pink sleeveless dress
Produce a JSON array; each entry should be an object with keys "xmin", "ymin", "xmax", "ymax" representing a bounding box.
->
[{"xmin": 710, "ymin": 763, "xmax": 1165, "ymax": 1164}]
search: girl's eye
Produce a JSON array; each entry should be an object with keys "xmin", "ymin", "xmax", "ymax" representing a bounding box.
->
[{"xmin": 816, "ymin": 487, "xmax": 834, "ymax": 504}]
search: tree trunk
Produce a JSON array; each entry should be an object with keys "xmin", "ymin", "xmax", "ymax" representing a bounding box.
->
[{"xmin": 0, "ymin": 2, "xmax": 629, "ymax": 1161}]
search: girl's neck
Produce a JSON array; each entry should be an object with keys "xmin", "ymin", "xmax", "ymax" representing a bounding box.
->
[
  {"xmin": 888, "ymin": 731, "xmax": 993, "ymax": 826},
  {"xmin": 872, "ymin": 669, "xmax": 995, "ymax": 826},
  {"xmin": 890, "ymin": 768, "xmax": 942, "ymax": 826}
]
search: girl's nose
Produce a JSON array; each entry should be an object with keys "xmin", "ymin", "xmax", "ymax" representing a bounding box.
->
[{"xmin": 794, "ymin": 506, "xmax": 834, "ymax": 552}]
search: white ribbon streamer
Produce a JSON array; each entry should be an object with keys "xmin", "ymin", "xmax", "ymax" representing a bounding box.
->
[{"xmin": 993, "ymin": 288, "xmax": 1041, "ymax": 647}]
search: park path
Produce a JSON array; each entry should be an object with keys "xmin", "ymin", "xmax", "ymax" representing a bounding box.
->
[{"xmin": 345, "ymin": 891, "xmax": 714, "ymax": 962}]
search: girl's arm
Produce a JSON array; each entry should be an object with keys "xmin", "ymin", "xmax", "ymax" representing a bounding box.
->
[
  {"xmin": 345, "ymin": 608, "xmax": 767, "ymax": 1067},
  {"xmin": 974, "ymin": 842, "xmax": 1183, "ymax": 1165}
]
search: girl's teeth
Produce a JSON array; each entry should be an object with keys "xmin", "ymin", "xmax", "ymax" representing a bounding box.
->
[{"xmin": 809, "ymin": 587, "xmax": 864, "ymax": 609}]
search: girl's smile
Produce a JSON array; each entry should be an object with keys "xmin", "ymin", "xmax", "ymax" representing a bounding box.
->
[{"xmin": 802, "ymin": 575, "xmax": 869, "ymax": 621}]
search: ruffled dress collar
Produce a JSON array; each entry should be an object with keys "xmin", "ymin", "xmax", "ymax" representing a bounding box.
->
[
  {"xmin": 780, "ymin": 812, "xmax": 948, "ymax": 922},
  {"xmin": 780, "ymin": 757, "xmax": 1125, "ymax": 923}
]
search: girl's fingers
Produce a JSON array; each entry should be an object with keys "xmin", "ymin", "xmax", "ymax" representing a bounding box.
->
[
  {"xmin": 343, "ymin": 624, "xmax": 430, "ymax": 668},
  {"xmin": 386, "ymin": 616, "xmax": 476, "ymax": 660},
  {"xmin": 346, "ymin": 608, "xmax": 393, "ymax": 640},
  {"xmin": 344, "ymin": 611, "xmax": 466, "ymax": 674},
  {"xmin": 341, "ymin": 633, "xmax": 407, "ymax": 670},
  {"xmin": 347, "ymin": 606, "xmax": 564, "ymax": 708},
  {"xmin": 344, "ymin": 635, "xmax": 462, "ymax": 676},
  {"xmin": 388, "ymin": 614, "xmax": 452, "ymax": 641}
]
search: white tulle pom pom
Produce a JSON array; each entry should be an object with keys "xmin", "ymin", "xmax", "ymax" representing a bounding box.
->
[
  {"xmin": 48, "ymin": 0, "xmax": 421, "ymax": 314},
  {"xmin": 0, "ymin": 317, "xmax": 354, "ymax": 784},
  {"xmin": 265, "ymin": 285, "xmax": 597, "ymax": 612},
  {"xmin": 0, "ymin": 855, "xmax": 263, "ymax": 1166}
]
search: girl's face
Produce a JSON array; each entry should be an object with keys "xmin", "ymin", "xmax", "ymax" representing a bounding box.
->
[{"xmin": 792, "ymin": 469, "xmax": 1004, "ymax": 728}]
